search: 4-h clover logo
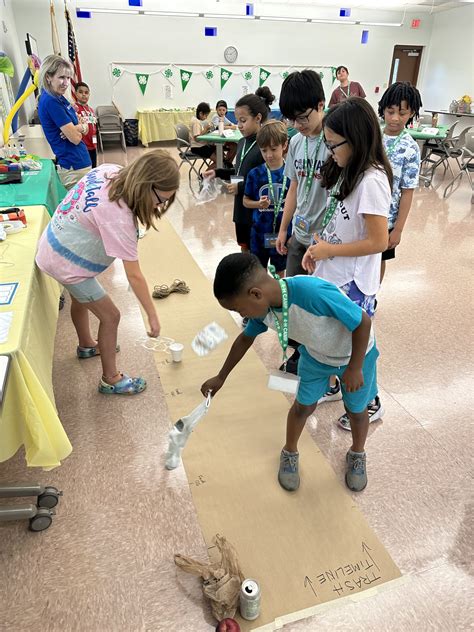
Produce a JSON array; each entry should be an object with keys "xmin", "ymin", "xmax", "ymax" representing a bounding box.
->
[
  {"xmin": 206, "ymin": 70, "xmax": 214, "ymax": 80},
  {"xmin": 181, "ymin": 72, "xmax": 190, "ymax": 82},
  {"xmin": 221, "ymin": 71, "xmax": 230, "ymax": 81},
  {"xmin": 260, "ymin": 70, "xmax": 269, "ymax": 80},
  {"xmin": 112, "ymin": 67, "xmax": 121, "ymax": 77},
  {"xmin": 319, "ymin": 71, "xmax": 324, "ymax": 79},
  {"xmin": 164, "ymin": 68, "xmax": 173, "ymax": 78},
  {"xmin": 282, "ymin": 71, "xmax": 289, "ymax": 79},
  {"xmin": 138, "ymin": 75, "xmax": 147, "ymax": 85},
  {"xmin": 244, "ymin": 71, "xmax": 252, "ymax": 81}
]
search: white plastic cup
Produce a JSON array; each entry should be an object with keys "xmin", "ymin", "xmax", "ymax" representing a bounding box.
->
[
  {"xmin": 169, "ymin": 342, "xmax": 184, "ymax": 362},
  {"xmin": 230, "ymin": 176, "xmax": 244, "ymax": 185}
]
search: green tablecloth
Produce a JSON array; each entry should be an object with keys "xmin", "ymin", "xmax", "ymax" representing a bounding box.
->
[
  {"xmin": 0, "ymin": 159, "xmax": 67, "ymax": 217},
  {"xmin": 407, "ymin": 125, "xmax": 449, "ymax": 141}
]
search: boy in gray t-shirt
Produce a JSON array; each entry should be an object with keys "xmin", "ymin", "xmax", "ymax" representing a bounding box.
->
[
  {"xmin": 276, "ymin": 70, "xmax": 329, "ymax": 373},
  {"xmin": 276, "ymin": 70, "xmax": 329, "ymax": 279}
]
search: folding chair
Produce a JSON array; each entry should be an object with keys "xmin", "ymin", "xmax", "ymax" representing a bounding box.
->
[
  {"xmin": 443, "ymin": 129, "xmax": 474, "ymax": 199},
  {"xmin": 420, "ymin": 122, "xmax": 463, "ymax": 185},
  {"xmin": 174, "ymin": 123, "xmax": 211, "ymax": 184},
  {"xmin": 96, "ymin": 105, "xmax": 126, "ymax": 153}
]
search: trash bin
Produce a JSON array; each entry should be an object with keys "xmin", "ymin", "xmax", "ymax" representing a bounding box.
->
[{"xmin": 124, "ymin": 119, "xmax": 139, "ymax": 146}]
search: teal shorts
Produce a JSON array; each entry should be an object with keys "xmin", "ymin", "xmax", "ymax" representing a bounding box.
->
[
  {"xmin": 296, "ymin": 344, "xmax": 379, "ymax": 413},
  {"xmin": 63, "ymin": 278, "xmax": 107, "ymax": 303}
]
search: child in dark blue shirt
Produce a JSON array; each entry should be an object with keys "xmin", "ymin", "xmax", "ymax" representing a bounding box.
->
[{"xmin": 244, "ymin": 121, "xmax": 291, "ymax": 275}]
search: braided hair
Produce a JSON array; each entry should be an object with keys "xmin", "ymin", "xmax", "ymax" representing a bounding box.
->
[{"xmin": 378, "ymin": 82, "xmax": 423, "ymax": 122}]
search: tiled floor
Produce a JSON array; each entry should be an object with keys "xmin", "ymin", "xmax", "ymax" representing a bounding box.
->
[{"xmin": 0, "ymin": 141, "xmax": 472, "ymax": 631}]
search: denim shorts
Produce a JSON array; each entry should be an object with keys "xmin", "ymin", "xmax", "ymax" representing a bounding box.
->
[
  {"xmin": 296, "ymin": 344, "xmax": 379, "ymax": 412},
  {"xmin": 339, "ymin": 280, "xmax": 377, "ymax": 318},
  {"xmin": 63, "ymin": 278, "xmax": 107, "ymax": 303}
]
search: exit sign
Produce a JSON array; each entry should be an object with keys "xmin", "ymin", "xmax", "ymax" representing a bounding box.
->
[{"xmin": 411, "ymin": 18, "xmax": 421, "ymax": 28}]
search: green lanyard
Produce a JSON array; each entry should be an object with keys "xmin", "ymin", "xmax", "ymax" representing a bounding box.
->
[
  {"xmin": 303, "ymin": 133, "xmax": 323, "ymax": 205},
  {"xmin": 320, "ymin": 174, "xmax": 343, "ymax": 231},
  {"xmin": 265, "ymin": 165, "xmax": 287, "ymax": 232},
  {"xmin": 236, "ymin": 139, "xmax": 256, "ymax": 176},
  {"xmin": 384, "ymin": 129, "xmax": 407, "ymax": 157},
  {"xmin": 268, "ymin": 265, "xmax": 289, "ymax": 367},
  {"xmin": 340, "ymin": 82, "xmax": 351, "ymax": 99}
]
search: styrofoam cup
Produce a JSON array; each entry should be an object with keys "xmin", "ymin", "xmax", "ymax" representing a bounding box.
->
[{"xmin": 169, "ymin": 342, "xmax": 184, "ymax": 362}]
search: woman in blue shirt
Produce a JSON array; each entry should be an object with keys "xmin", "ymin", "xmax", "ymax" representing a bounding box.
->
[{"xmin": 38, "ymin": 55, "xmax": 91, "ymax": 189}]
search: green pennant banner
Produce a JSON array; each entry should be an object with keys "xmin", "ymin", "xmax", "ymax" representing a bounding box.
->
[
  {"xmin": 331, "ymin": 66, "xmax": 337, "ymax": 83},
  {"xmin": 136, "ymin": 73, "xmax": 149, "ymax": 95},
  {"xmin": 204, "ymin": 69, "xmax": 215, "ymax": 85},
  {"xmin": 259, "ymin": 67, "xmax": 271, "ymax": 87},
  {"xmin": 179, "ymin": 69, "xmax": 193, "ymax": 91},
  {"xmin": 162, "ymin": 67, "xmax": 174, "ymax": 83},
  {"xmin": 220, "ymin": 67, "xmax": 233, "ymax": 90}
]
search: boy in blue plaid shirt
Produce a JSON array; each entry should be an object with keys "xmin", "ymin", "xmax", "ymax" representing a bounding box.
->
[{"xmin": 243, "ymin": 121, "xmax": 292, "ymax": 276}]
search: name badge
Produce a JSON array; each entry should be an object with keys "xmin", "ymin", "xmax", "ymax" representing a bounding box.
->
[
  {"xmin": 264, "ymin": 233, "xmax": 278, "ymax": 249},
  {"xmin": 92, "ymin": 135, "xmax": 97, "ymax": 145},
  {"xmin": 295, "ymin": 214, "xmax": 310, "ymax": 232},
  {"xmin": 267, "ymin": 369, "xmax": 300, "ymax": 395}
]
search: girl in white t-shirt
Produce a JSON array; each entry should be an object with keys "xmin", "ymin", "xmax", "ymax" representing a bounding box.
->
[{"xmin": 301, "ymin": 97, "xmax": 392, "ymax": 428}]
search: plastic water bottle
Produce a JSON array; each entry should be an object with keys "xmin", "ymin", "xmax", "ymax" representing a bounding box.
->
[{"xmin": 218, "ymin": 116, "xmax": 225, "ymax": 136}]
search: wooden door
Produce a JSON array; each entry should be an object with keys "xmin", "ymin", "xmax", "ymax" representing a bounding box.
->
[{"xmin": 389, "ymin": 46, "xmax": 423, "ymax": 86}]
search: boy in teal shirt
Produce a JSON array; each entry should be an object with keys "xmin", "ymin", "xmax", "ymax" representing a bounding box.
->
[{"xmin": 201, "ymin": 253, "xmax": 378, "ymax": 493}]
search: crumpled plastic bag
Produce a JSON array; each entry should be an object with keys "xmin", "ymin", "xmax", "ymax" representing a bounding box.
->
[
  {"xmin": 165, "ymin": 393, "xmax": 212, "ymax": 470},
  {"xmin": 192, "ymin": 322, "xmax": 228, "ymax": 357},
  {"xmin": 175, "ymin": 534, "xmax": 244, "ymax": 622},
  {"xmin": 195, "ymin": 176, "xmax": 227, "ymax": 205}
]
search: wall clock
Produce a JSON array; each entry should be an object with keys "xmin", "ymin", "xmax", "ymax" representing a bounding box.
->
[{"xmin": 224, "ymin": 46, "xmax": 238, "ymax": 64}]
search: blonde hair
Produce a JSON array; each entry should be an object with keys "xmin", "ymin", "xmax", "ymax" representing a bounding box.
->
[
  {"xmin": 107, "ymin": 150, "xmax": 180, "ymax": 230},
  {"xmin": 256, "ymin": 120, "xmax": 288, "ymax": 149},
  {"xmin": 39, "ymin": 54, "xmax": 74, "ymax": 93}
]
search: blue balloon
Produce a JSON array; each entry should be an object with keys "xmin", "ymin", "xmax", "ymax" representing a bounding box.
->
[{"xmin": 12, "ymin": 68, "xmax": 32, "ymax": 134}]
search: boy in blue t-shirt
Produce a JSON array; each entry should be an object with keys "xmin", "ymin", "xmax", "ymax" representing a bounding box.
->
[
  {"xmin": 378, "ymin": 82, "xmax": 422, "ymax": 282},
  {"xmin": 201, "ymin": 253, "xmax": 378, "ymax": 494},
  {"xmin": 244, "ymin": 121, "xmax": 292, "ymax": 275}
]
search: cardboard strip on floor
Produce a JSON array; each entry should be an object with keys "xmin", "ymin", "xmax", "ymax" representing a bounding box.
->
[{"xmin": 139, "ymin": 217, "xmax": 401, "ymax": 631}]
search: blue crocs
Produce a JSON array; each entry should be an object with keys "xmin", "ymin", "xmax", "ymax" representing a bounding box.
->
[
  {"xmin": 77, "ymin": 344, "xmax": 120, "ymax": 359},
  {"xmin": 98, "ymin": 374, "xmax": 146, "ymax": 395}
]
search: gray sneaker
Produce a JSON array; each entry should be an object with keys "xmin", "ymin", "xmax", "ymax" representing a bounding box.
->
[
  {"xmin": 278, "ymin": 449, "xmax": 300, "ymax": 491},
  {"xmin": 345, "ymin": 450, "xmax": 367, "ymax": 492}
]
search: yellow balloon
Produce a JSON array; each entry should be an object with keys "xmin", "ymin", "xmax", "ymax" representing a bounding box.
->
[{"xmin": 2, "ymin": 71, "xmax": 39, "ymax": 145}]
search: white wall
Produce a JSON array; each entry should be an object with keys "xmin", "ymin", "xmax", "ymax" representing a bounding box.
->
[
  {"xmin": 419, "ymin": 4, "xmax": 474, "ymax": 113},
  {"xmin": 0, "ymin": 0, "xmax": 35, "ymax": 127},
  {"xmin": 9, "ymin": 0, "xmax": 435, "ymax": 120}
]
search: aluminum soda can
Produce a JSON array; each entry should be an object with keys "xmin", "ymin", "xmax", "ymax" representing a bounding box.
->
[{"xmin": 239, "ymin": 578, "xmax": 261, "ymax": 621}]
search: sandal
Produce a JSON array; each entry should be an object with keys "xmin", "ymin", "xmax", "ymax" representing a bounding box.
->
[
  {"xmin": 77, "ymin": 344, "xmax": 120, "ymax": 359},
  {"xmin": 98, "ymin": 373, "xmax": 147, "ymax": 395}
]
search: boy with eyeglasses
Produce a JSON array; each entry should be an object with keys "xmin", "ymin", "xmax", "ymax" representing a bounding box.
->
[{"xmin": 275, "ymin": 70, "xmax": 329, "ymax": 373}]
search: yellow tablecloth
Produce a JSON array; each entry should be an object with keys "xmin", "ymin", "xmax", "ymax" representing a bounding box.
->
[
  {"xmin": 0, "ymin": 205, "xmax": 72, "ymax": 469},
  {"xmin": 137, "ymin": 109, "xmax": 196, "ymax": 145}
]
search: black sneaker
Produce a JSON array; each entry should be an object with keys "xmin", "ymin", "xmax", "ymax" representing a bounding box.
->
[
  {"xmin": 337, "ymin": 396, "xmax": 385, "ymax": 431},
  {"xmin": 317, "ymin": 376, "xmax": 343, "ymax": 404}
]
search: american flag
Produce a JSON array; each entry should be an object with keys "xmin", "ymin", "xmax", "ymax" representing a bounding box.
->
[{"xmin": 65, "ymin": 7, "xmax": 82, "ymax": 100}]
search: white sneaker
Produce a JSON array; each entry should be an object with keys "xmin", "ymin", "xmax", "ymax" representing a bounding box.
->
[{"xmin": 317, "ymin": 376, "xmax": 343, "ymax": 404}]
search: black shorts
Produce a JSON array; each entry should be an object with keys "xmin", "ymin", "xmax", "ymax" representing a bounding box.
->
[
  {"xmin": 192, "ymin": 144, "xmax": 215, "ymax": 159},
  {"xmin": 382, "ymin": 228, "xmax": 396, "ymax": 261},
  {"xmin": 235, "ymin": 223, "xmax": 251, "ymax": 249}
]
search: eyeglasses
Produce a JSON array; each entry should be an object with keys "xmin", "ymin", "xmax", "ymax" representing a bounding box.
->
[
  {"xmin": 286, "ymin": 108, "xmax": 315, "ymax": 126},
  {"xmin": 152, "ymin": 187, "xmax": 173, "ymax": 212},
  {"xmin": 324, "ymin": 139, "xmax": 348, "ymax": 154}
]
